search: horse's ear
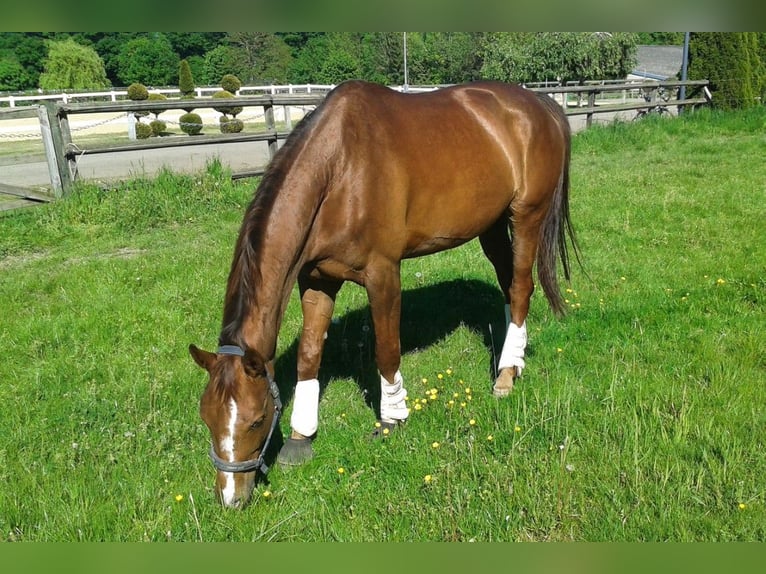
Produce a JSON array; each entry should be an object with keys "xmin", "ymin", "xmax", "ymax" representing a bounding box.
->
[
  {"xmin": 242, "ymin": 348, "xmax": 267, "ymax": 379},
  {"xmin": 189, "ymin": 344, "xmax": 217, "ymax": 372}
]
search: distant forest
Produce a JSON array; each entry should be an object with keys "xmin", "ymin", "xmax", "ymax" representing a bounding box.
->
[{"xmin": 0, "ymin": 32, "xmax": 679, "ymax": 92}]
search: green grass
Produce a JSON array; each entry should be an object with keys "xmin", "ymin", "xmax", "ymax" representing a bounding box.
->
[{"xmin": 1, "ymin": 108, "xmax": 764, "ymax": 541}]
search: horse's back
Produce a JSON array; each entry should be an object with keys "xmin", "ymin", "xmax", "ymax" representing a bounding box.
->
[{"xmin": 306, "ymin": 80, "xmax": 569, "ymax": 262}]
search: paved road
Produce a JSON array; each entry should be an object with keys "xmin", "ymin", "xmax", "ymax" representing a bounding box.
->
[{"xmin": 1, "ymin": 139, "xmax": 275, "ymax": 193}]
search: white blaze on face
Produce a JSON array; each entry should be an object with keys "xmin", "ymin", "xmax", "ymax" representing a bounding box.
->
[{"xmin": 219, "ymin": 397, "xmax": 238, "ymax": 505}]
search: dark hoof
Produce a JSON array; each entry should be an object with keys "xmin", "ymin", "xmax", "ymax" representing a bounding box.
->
[
  {"xmin": 277, "ymin": 436, "xmax": 314, "ymax": 466},
  {"xmin": 370, "ymin": 420, "xmax": 401, "ymax": 439}
]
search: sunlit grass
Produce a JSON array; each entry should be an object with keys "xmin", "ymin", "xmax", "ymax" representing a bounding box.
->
[{"xmin": 1, "ymin": 108, "xmax": 764, "ymax": 541}]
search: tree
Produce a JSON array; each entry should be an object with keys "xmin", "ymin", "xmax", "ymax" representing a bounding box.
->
[
  {"xmin": 38, "ymin": 38, "xmax": 110, "ymax": 90},
  {"xmin": 405, "ymin": 32, "xmax": 485, "ymax": 85},
  {"xmin": 481, "ymin": 32, "xmax": 637, "ymax": 85},
  {"xmin": 225, "ymin": 32, "xmax": 293, "ymax": 83},
  {"xmin": 0, "ymin": 55, "xmax": 27, "ymax": 91},
  {"xmin": 203, "ymin": 45, "xmax": 243, "ymax": 86},
  {"xmin": 688, "ymin": 32, "xmax": 765, "ymax": 109},
  {"xmin": 115, "ymin": 34, "xmax": 179, "ymax": 87}
]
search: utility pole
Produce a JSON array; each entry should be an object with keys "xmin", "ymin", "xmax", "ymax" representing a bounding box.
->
[
  {"xmin": 403, "ymin": 32, "xmax": 409, "ymax": 92},
  {"xmin": 680, "ymin": 32, "xmax": 690, "ymax": 113}
]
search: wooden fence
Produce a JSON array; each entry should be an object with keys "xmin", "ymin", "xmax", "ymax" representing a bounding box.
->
[{"xmin": 6, "ymin": 79, "xmax": 710, "ymax": 199}]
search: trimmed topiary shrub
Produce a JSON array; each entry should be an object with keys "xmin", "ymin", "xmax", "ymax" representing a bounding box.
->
[
  {"xmin": 179, "ymin": 112, "xmax": 203, "ymax": 135},
  {"xmin": 178, "ymin": 60, "xmax": 197, "ymax": 112},
  {"xmin": 127, "ymin": 82, "xmax": 149, "ymax": 101},
  {"xmin": 135, "ymin": 121, "xmax": 153, "ymax": 139},
  {"xmin": 221, "ymin": 74, "xmax": 242, "ymax": 94},
  {"xmin": 179, "ymin": 59, "xmax": 195, "ymax": 97},
  {"xmin": 127, "ymin": 83, "xmax": 150, "ymax": 119},
  {"xmin": 147, "ymin": 92, "xmax": 167, "ymax": 118},
  {"xmin": 212, "ymin": 90, "xmax": 243, "ymax": 117},
  {"xmin": 149, "ymin": 119, "xmax": 167, "ymax": 136},
  {"xmin": 219, "ymin": 116, "xmax": 244, "ymax": 134}
]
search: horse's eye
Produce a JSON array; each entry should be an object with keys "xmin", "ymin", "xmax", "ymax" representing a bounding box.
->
[{"xmin": 250, "ymin": 415, "xmax": 266, "ymax": 430}]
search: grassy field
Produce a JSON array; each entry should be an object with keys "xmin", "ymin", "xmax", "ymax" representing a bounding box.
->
[{"xmin": 0, "ymin": 107, "xmax": 764, "ymax": 541}]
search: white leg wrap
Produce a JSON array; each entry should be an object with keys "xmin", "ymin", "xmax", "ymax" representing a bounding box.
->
[
  {"xmin": 498, "ymin": 320, "xmax": 527, "ymax": 376},
  {"xmin": 290, "ymin": 378, "xmax": 319, "ymax": 437},
  {"xmin": 380, "ymin": 370, "xmax": 409, "ymax": 423}
]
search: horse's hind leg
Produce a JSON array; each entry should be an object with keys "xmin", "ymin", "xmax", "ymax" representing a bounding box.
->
[
  {"xmin": 278, "ymin": 276, "xmax": 341, "ymax": 466},
  {"xmin": 479, "ymin": 217, "xmax": 518, "ymax": 396},
  {"xmin": 483, "ymin": 206, "xmax": 546, "ymax": 397}
]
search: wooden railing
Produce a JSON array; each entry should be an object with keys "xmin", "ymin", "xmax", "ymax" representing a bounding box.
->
[{"xmin": 11, "ymin": 79, "xmax": 711, "ymax": 198}]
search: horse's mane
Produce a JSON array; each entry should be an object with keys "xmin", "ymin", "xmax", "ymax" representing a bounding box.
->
[{"xmin": 219, "ymin": 103, "xmax": 326, "ymax": 347}]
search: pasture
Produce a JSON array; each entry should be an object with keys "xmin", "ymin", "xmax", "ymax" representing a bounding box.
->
[{"xmin": 0, "ymin": 107, "xmax": 764, "ymax": 541}]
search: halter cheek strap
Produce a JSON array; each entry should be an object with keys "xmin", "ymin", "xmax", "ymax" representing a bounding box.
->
[{"xmin": 208, "ymin": 345, "xmax": 282, "ymax": 475}]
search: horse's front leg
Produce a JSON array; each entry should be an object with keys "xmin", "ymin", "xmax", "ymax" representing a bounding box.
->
[
  {"xmin": 277, "ymin": 276, "xmax": 341, "ymax": 466},
  {"xmin": 365, "ymin": 260, "xmax": 409, "ymax": 435}
]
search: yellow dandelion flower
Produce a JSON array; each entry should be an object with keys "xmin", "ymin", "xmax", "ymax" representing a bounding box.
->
[
  {"xmin": 422, "ymin": 378, "xmax": 428, "ymax": 384},
  {"xmin": 566, "ymin": 288, "xmax": 573, "ymax": 294},
  {"xmin": 620, "ymin": 276, "xmax": 626, "ymax": 281},
  {"xmin": 424, "ymin": 474, "xmax": 433, "ymax": 484},
  {"xmin": 738, "ymin": 503, "xmax": 746, "ymax": 510},
  {"xmin": 557, "ymin": 347, "xmax": 563, "ymax": 353},
  {"xmin": 414, "ymin": 403, "xmax": 423, "ymax": 411},
  {"xmin": 514, "ymin": 425, "xmax": 521, "ymax": 433},
  {"xmin": 469, "ymin": 419, "xmax": 476, "ymax": 426},
  {"xmin": 382, "ymin": 428, "xmax": 390, "ymax": 436},
  {"xmin": 175, "ymin": 494, "xmax": 183, "ymax": 503},
  {"xmin": 374, "ymin": 421, "xmax": 382, "ymax": 428},
  {"xmin": 437, "ymin": 373, "xmax": 444, "ymax": 380},
  {"xmin": 430, "ymin": 388, "xmax": 438, "ymax": 395},
  {"xmin": 431, "ymin": 441, "xmax": 440, "ymax": 449},
  {"xmin": 460, "ymin": 402, "xmax": 466, "ymax": 408},
  {"xmin": 716, "ymin": 278, "xmax": 726, "ymax": 285},
  {"xmin": 453, "ymin": 392, "xmax": 460, "ymax": 398},
  {"xmin": 262, "ymin": 490, "xmax": 272, "ymax": 499},
  {"xmin": 466, "ymin": 395, "xmax": 472, "ymax": 401},
  {"xmin": 446, "ymin": 368, "xmax": 453, "ymax": 376},
  {"xmin": 448, "ymin": 400, "xmax": 455, "ymax": 406},
  {"xmin": 337, "ymin": 467, "xmax": 345, "ymax": 474},
  {"xmin": 487, "ymin": 434, "xmax": 494, "ymax": 442},
  {"xmin": 464, "ymin": 387, "xmax": 472, "ymax": 394}
]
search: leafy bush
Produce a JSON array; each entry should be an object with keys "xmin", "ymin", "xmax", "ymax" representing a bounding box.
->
[
  {"xmin": 179, "ymin": 112, "xmax": 203, "ymax": 135},
  {"xmin": 135, "ymin": 121, "xmax": 152, "ymax": 139},
  {"xmin": 149, "ymin": 119, "xmax": 167, "ymax": 136},
  {"xmin": 221, "ymin": 73, "xmax": 242, "ymax": 93},
  {"xmin": 127, "ymin": 82, "xmax": 149, "ymax": 100},
  {"xmin": 219, "ymin": 116, "xmax": 244, "ymax": 133}
]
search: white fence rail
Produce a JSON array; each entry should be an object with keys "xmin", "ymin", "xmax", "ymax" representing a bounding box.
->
[{"xmin": 0, "ymin": 84, "xmax": 339, "ymax": 108}]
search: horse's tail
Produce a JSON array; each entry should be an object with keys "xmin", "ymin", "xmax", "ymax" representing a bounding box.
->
[{"xmin": 536, "ymin": 98, "xmax": 582, "ymax": 316}]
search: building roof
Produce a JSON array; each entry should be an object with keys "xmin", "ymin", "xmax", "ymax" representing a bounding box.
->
[{"xmin": 629, "ymin": 45, "xmax": 684, "ymax": 80}]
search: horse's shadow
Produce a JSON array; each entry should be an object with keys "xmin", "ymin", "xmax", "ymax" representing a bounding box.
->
[
  {"xmin": 269, "ymin": 278, "xmax": 505, "ymax": 435},
  {"xmin": 259, "ymin": 278, "xmax": 508, "ymax": 471}
]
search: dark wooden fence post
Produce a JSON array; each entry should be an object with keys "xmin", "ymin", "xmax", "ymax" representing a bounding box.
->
[
  {"xmin": 586, "ymin": 91, "xmax": 596, "ymax": 128},
  {"xmin": 264, "ymin": 100, "xmax": 278, "ymax": 160},
  {"xmin": 39, "ymin": 102, "xmax": 73, "ymax": 197}
]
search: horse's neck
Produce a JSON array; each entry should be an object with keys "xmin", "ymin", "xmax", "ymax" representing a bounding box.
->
[{"xmin": 223, "ymin": 175, "xmax": 323, "ymax": 361}]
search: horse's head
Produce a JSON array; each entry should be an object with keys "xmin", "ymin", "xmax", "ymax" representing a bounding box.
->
[{"xmin": 189, "ymin": 344, "xmax": 281, "ymax": 509}]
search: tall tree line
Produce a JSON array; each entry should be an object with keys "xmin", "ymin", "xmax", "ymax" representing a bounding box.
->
[{"xmin": 2, "ymin": 32, "xmax": 643, "ymax": 92}]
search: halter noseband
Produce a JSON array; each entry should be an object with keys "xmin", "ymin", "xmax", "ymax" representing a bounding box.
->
[{"xmin": 208, "ymin": 345, "xmax": 282, "ymax": 475}]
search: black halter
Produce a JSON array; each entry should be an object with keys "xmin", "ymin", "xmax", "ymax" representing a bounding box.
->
[{"xmin": 208, "ymin": 345, "xmax": 282, "ymax": 475}]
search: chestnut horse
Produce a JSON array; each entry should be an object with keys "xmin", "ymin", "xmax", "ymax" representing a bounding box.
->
[{"xmin": 189, "ymin": 80, "xmax": 578, "ymax": 508}]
